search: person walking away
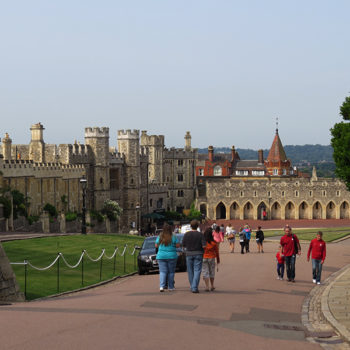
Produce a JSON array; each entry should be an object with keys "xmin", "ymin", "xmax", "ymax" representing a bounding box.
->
[
  {"xmin": 244, "ymin": 224, "xmax": 251, "ymax": 253},
  {"xmin": 155, "ymin": 224, "xmax": 180, "ymax": 292},
  {"xmin": 276, "ymin": 245, "xmax": 285, "ymax": 280},
  {"xmin": 202, "ymin": 228, "xmax": 220, "ymax": 291},
  {"xmin": 213, "ymin": 225, "xmax": 224, "ymax": 248},
  {"xmin": 256, "ymin": 226, "xmax": 265, "ymax": 253},
  {"xmin": 239, "ymin": 227, "xmax": 246, "ymax": 254},
  {"xmin": 280, "ymin": 226, "xmax": 301, "ymax": 282},
  {"xmin": 226, "ymin": 223, "xmax": 233, "ymax": 238},
  {"xmin": 220, "ymin": 224, "xmax": 225, "ymax": 235},
  {"xmin": 182, "ymin": 220, "xmax": 206, "ymax": 293},
  {"xmin": 307, "ymin": 231, "xmax": 326, "ymax": 285},
  {"xmin": 227, "ymin": 226, "xmax": 236, "ymax": 253}
]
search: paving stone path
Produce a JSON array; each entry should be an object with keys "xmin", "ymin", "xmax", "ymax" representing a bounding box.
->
[{"xmin": 1, "ymin": 235, "xmax": 350, "ymax": 349}]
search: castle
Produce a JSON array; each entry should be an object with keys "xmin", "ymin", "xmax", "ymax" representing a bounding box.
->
[
  {"xmin": 0, "ymin": 123, "xmax": 197, "ymax": 232},
  {"xmin": 0, "ymin": 123, "xmax": 349, "ymax": 232}
]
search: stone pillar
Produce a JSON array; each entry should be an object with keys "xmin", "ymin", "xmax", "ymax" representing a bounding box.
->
[
  {"xmin": 239, "ymin": 206, "xmax": 244, "ymax": 220},
  {"xmin": 59, "ymin": 212, "xmax": 66, "ymax": 233},
  {"xmin": 2, "ymin": 133, "xmax": 12, "ymax": 160},
  {"xmin": 106, "ymin": 218, "xmax": 111, "ymax": 233},
  {"xmin": 0, "ymin": 244, "xmax": 25, "ymax": 301},
  {"xmin": 336, "ymin": 205, "xmax": 340, "ymax": 220},
  {"xmin": 281, "ymin": 205, "xmax": 286, "ymax": 220},
  {"xmin": 322, "ymin": 204, "xmax": 327, "ymax": 219},
  {"xmin": 41, "ymin": 212, "xmax": 50, "ymax": 233}
]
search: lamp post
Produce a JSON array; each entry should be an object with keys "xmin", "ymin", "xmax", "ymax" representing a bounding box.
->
[
  {"xmin": 135, "ymin": 204, "xmax": 140, "ymax": 235},
  {"xmin": 80, "ymin": 177, "xmax": 87, "ymax": 235}
]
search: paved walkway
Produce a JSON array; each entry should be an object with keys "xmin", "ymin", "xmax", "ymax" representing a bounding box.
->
[{"xmin": 1, "ymin": 237, "xmax": 350, "ymax": 349}]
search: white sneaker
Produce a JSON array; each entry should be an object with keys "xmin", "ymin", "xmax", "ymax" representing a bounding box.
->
[
  {"xmin": 312, "ymin": 279, "xmax": 316, "ymax": 284},
  {"xmin": 277, "ymin": 277, "xmax": 280, "ymax": 280},
  {"xmin": 317, "ymin": 282, "xmax": 321, "ymax": 285},
  {"xmin": 160, "ymin": 287, "xmax": 164, "ymax": 292}
]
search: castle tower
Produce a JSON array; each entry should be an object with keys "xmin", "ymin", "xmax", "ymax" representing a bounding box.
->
[
  {"xmin": 84, "ymin": 127, "xmax": 110, "ymax": 210},
  {"xmin": 29, "ymin": 123, "xmax": 45, "ymax": 162},
  {"xmin": 140, "ymin": 131, "xmax": 164, "ymax": 183},
  {"xmin": 265, "ymin": 127, "xmax": 291, "ymax": 176},
  {"xmin": 118, "ymin": 130, "xmax": 141, "ymax": 231},
  {"xmin": 2, "ymin": 133, "xmax": 12, "ymax": 160},
  {"xmin": 184, "ymin": 131, "xmax": 192, "ymax": 151}
]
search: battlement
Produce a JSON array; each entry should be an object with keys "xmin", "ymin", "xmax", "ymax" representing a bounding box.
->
[
  {"xmin": 117, "ymin": 129, "xmax": 140, "ymax": 139},
  {"xmin": 85, "ymin": 127, "xmax": 109, "ymax": 138},
  {"xmin": 148, "ymin": 182, "xmax": 168, "ymax": 194},
  {"xmin": 164, "ymin": 147, "xmax": 198, "ymax": 159},
  {"xmin": 140, "ymin": 131, "xmax": 164, "ymax": 146}
]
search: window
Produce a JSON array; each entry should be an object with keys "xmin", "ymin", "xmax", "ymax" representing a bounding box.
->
[
  {"xmin": 199, "ymin": 168, "xmax": 204, "ymax": 176},
  {"xmin": 177, "ymin": 174, "xmax": 184, "ymax": 182},
  {"xmin": 178, "ymin": 159, "xmax": 183, "ymax": 166},
  {"xmin": 156, "ymin": 198, "xmax": 163, "ymax": 209},
  {"xmin": 273, "ymin": 169, "xmax": 278, "ymax": 175},
  {"xmin": 281, "ymin": 191, "xmax": 285, "ymax": 197},
  {"xmin": 150, "ymin": 199, "xmax": 153, "ymax": 207},
  {"xmin": 295, "ymin": 190, "xmax": 299, "ymax": 197},
  {"xmin": 283, "ymin": 169, "xmax": 287, "ymax": 175},
  {"xmin": 309, "ymin": 191, "xmax": 313, "ymax": 197},
  {"xmin": 252, "ymin": 170, "xmax": 265, "ymax": 176},
  {"xmin": 240, "ymin": 191, "xmax": 244, "ymax": 197},
  {"xmin": 254, "ymin": 191, "xmax": 257, "ymax": 197},
  {"xmin": 214, "ymin": 166, "xmax": 222, "ymax": 176},
  {"xmin": 323, "ymin": 190, "xmax": 326, "ymax": 197},
  {"xmin": 177, "ymin": 190, "xmax": 184, "ymax": 197},
  {"xmin": 226, "ymin": 191, "xmax": 230, "ymax": 197},
  {"xmin": 337, "ymin": 190, "xmax": 340, "ymax": 197},
  {"xmin": 236, "ymin": 170, "xmax": 248, "ymax": 176},
  {"xmin": 267, "ymin": 191, "xmax": 271, "ymax": 197}
]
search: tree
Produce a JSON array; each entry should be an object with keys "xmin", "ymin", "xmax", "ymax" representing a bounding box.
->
[
  {"xmin": 331, "ymin": 95, "xmax": 350, "ymax": 190},
  {"xmin": 101, "ymin": 200, "xmax": 123, "ymax": 221}
]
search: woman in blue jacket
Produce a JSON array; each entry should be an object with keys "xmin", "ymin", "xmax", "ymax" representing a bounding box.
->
[{"xmin": 155, "ymin": 224, "xmax": 180, "ymax": 292}]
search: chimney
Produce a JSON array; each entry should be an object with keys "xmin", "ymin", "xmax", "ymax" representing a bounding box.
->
[
  {"xmin": 258, "ymin": 149, "xmax": 264, "ymax": 164},
  {"xmin": 184, "ymin": 131, "xmax": 192, "ymax": 151},
  {"xmin": 208, "ymin": 146, "xmax": 214, "ymax": 162},
  {"xmin": 231, "ymin": 146, "xmax": 236, "ymax": 162}
]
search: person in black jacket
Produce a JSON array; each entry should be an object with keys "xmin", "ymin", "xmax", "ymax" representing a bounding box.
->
[
  {"xmin": 255, "ymin": 226, "xmax": 265, "ymax": 253},
  {"xmin": 182, "ymin": 220, "xmax": 206, "ymax": 293}
]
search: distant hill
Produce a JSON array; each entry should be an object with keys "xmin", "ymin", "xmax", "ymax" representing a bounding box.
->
[{"xmin": 197, "ymin": 145, "xmax": 335, "ymax": 178}]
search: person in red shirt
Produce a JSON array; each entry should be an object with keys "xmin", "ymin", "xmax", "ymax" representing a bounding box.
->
[
  {"xmin": 280, "ymin": 226, "xmax": 301, "ymax": 282},
  {"xmin": 276, "ymin": 245, "xmax": 285, "ymax": 280},
  {"xmin": 202, "ymin": 227, "xmax": 220, "ymax": 291},
  {"xmin": 307, "ymin": 231, "xmax": 326, "ymax": 285}
]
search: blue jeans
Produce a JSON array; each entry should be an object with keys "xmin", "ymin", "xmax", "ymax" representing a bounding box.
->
[
  {"xmin": 186, "ymin": 254, "xmax": 203, "ymax": 292},
  {"xmin": 277, "ymin": 263, "xmax": 284, "ymax": 278},
  {"xmin": 158, "ymin": 258, "xmax": 177, "ymax": 289},
  {"xmin": 285, "ymin": 255, "xmax": 296, "ymax": 280},
  {"xmin": 312, "ymin": 259, "xmax": 323, "ymax": 283}
]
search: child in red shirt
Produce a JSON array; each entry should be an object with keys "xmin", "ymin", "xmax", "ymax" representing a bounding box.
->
[
  {"xmin": 276, "ymin": 245, "xmax": 285, "ymax": 280},
  {"xmin": 307, "ymin": 231, "xmax": 326, "ymax": 285}
]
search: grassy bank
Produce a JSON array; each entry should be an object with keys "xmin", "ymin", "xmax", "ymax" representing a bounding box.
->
[
  {"xmin": 3, "ymin": 234, "xmax": 144, "ymax": 300},
  {"xmin": 263, "ymin": 227, "xmax": 350, "ymax": 242}
]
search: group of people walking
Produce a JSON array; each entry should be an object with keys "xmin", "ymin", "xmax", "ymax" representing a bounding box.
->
[
  {"xmin": 154, "ymin": 221, "xmax": 327, "ymax": 293},
  {"xmin": 277, "ymin": 225, "xmax": 326, "ymax": 284}
]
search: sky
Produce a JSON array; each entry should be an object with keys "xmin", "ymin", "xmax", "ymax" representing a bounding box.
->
[{"xmin": 1, "ymin": 1, "xmax": 349, "ymax": 150}]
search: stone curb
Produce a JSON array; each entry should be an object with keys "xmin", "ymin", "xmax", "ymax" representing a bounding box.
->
[{"xmin": 321, "ymin": 264, "xmax": 350, "ymax": 343}]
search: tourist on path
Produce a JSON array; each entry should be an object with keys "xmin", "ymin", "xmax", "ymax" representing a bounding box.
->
[
  {"xmin": 307, "ymin": 231, "xmax": 326, "ymax": 285},
  {"xmin": 155, "ymin": 224, "xmax": 180, "ymax": 292},
  {"xmin": 280, "ymin": 226, "xmax": 301, "ymax": 282},
  {"xmin": 244, "ymin": 224, "xmax": 251, "ymax": 253},
  {"xmin": 202, "ymin": 227, "xmax": 220, "ymax": 291},
  {"xmin": 255, "ymin": 226, "xmax": 265, "ymax": 253},
  {"xmin": 213, "ymin": 225, "xmax": 224, "ymax": 248},
  {"xmin": 226, "ymin": 224, "xmax": 236, "ymax": 253},
  {"xmin": 276, "ymin": 245, "xmax": 285, "ymax": 280},
  {"xmin": 238, "ymin": 227, "xmax": 246, "ymax": 254},
  {"xmin": 182, "ymin": 220, "xmax": 206, "ymax": 293}
]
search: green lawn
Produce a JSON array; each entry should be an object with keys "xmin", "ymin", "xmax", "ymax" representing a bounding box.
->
[
  {"xmin": 2, "ymin": 234, "xmax": 144, "ymax": 300},
  {"xmin": 263, "ymin": 227, "xmax": 350, "ymax": 242}
]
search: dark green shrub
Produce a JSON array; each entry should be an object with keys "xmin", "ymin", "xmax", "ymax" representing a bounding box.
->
[
  {"xmin": 90, "ymin": 210, "xmax": 105, "ymax": 223},
  {"xmin": 0, "ymin": 196, "xmax": 12, "ymax": 218},
  {"xmin": 27, "ymin": 215, "xmax": 40, "ymax": 225},
  {"xmin": 65, "ymin": 212, "xmax": 77, "ymax": 222},
  {"xmin": 43, "ymin": 203, "xmax": 58, "ymax": 218}
]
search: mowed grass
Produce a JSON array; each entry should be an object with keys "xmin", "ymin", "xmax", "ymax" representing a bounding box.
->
[
  {"xmin": 263, "ymin": 227, "xmax": 350, "ymax": 242},
  {"xmin": 2, "ymin": 234, "xmax": 144, "ymax": 300}
]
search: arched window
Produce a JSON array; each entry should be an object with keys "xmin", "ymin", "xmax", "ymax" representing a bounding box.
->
[{"xmin": 214, "ymin": 166, "xmax": 222, "ymax": 176}]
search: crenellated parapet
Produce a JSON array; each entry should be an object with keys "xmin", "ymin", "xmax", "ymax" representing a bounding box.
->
[
  {"xmin": 118, "ymin": 129, "xmax": 140, "ymax": 140},
  {"xmin": 164, "ymin": 147, "xmax": 198, "ymax": 159},
  {"xmin": 85, "ymin": 127, "xmax": 109, "ymax": 138},
  {"xmin": 148, "ymin": 182, "xmax": 168, "ymax": 194},
  {"xmin": 140, "ymin": 131, "xmax": 165, "ymax": 146}
]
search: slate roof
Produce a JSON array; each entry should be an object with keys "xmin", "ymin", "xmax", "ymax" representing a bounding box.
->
[{"xmin": 235, "ymin": 160, "xmax": 265, "ymax": 169}]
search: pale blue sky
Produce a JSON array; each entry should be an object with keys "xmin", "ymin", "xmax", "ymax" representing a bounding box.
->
[{"xmin": 1, "ymin": 1, "xmax": 349, "ymax": 150}]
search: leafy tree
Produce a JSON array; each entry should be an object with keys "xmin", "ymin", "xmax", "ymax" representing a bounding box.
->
[
  {"xmin": 331, "ymin": 95, "xmax": 350, "ymax": 189},
  {"xmin": 11, "ymin": 189, "xmax": 27, "ymax": 219},
  {"xmin": 101, "ymin": 200, "xmax": 123, "ymax": 221},
  {"xmin": 43, "ymin": 203, "xmax": 58, "ymax": 218},
  {"xmin": 0, "ymin": 196, "xmax": 12, "ymax": 218},
  {"xmin": 186, "ymin": 202, "xmax": 202, "ymax": 221}
]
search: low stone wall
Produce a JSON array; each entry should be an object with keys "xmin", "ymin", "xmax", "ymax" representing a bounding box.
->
[{"xmin": 0, "ymin": 244, "xmax": 25, "ymax": 301}]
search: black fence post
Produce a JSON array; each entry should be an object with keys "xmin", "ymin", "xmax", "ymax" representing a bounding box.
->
[
  {"xmin": 99, "ymin": 249, "xmax": 103, "ymax": 281},
  {"xmin": 123, "ymin": 244, "xmax": 126, "ymax": 273},
  {"xmin": 81, "ymin": 250, "xmax": 84, "ymax": 286},
  {"xmin": 133, "ymin": 246, "xmax": 136, "ymax": 270},
  {"xmin": 113, "ymin": 246, "xmax": 117, "ymax": 275},
  {"xmin": 24, "ymin": 260, "xmax": 27, "ymax": 299},
  {"xmin": 57, "ymin": 253, "xmax": 60, "ymax": 293}
]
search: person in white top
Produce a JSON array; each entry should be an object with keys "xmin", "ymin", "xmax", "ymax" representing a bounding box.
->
[{"xmin": 226, "ymin": 223, "xmax": 236, "ymax": 253}]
